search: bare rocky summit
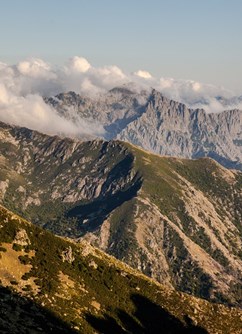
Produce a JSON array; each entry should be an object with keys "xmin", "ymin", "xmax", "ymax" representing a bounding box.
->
[
  {"xmin": 118, "ymin": 90, "xmax": 242, "ymax": 170},
  {"xmin": 46, "ymin": 87, "xmax": 242, "ymax": 170}
]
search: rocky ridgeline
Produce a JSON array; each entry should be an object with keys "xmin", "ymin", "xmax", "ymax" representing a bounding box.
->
[
  {"xmin": 46, "ymin": 88, "xmax": 242, "ymax": 170},
  {"xmin": 118, "ymin": 90, "xmax": 242, "ymax": 170}
]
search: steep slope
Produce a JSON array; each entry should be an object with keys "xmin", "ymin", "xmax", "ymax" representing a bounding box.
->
[
  {"xmin": 45, "ymin": 88, "xmax": 242, "ymax": 170},
  {"xmin": 46, "ymin": 87, "xmax": 148, "ymax": 139},
  {"xmin": 0, "ymin": 121, "xmax": 241, "ymax": 307},
  {"xmin": 0, "ymin": 204, "xmax": 241, "ymax": 334},
  {"xmin": 118, "ymin": 90, "xmax": 242, "ymax": 170},
  {"xmin": 0, "ymin": 121, "xmax": 142, "ymax": 236}
]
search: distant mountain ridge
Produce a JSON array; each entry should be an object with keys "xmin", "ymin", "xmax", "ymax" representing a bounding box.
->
[{"xmin": 45, "ymin": 88, "xmax": 242, "ymax": 170}]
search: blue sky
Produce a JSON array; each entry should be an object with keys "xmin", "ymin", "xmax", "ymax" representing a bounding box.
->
[{"xmin": 1, "ymin": 0, "xmax": 242, "ymax": 92}]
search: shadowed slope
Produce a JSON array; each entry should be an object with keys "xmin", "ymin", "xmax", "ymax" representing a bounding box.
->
[
  {"xmin": 0, "ymin": 205, "xmax": 241, "ymax": 333},
  {"xmin": 86, "ymin": 294, "xmax": 208, "ymax": 334},
  {"xmin": 0, "ymin": 286, "xmax": 78, "ymax": 334}
]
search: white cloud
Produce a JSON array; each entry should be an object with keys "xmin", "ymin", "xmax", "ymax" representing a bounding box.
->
[
  {"xmin": 0, "ymin": 55, "xmax": 241, "ymax": 137},
  {"xmin": 134, "ymin": 70, "xmax": 152, "ymax": 79},
  {"xmin": 61, "ymin": 58, "xmax": 127, "ymax": 94},
  {"xmin": 0, "ymin": 87, "xmax": 104, "ymax": 137},
  {"xmin": 89, "ymin": 65, "xmax": 127, "ymax": 90},
  {"xmin": 0, "ymin": 84, "xmax": 10, "ymax": 105},
  {"xmin": 17, "ymin": 58, "xmax": 55, "ymax": 78},
  {"xmin": 96, "ymin": 65, "xmax": 125, "ymax": 78},
  {"xmin": 0, "ymin": 58, "xmax": 106, "ymax": 137},
  {"xmin": 155, "ymin": 77, "xmax": 240, "ymax": 112},
  {"xmin": 67, "ymin": 56, "xmax": 91, "ymax": 73}
]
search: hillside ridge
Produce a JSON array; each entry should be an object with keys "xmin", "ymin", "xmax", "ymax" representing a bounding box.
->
[
  {"xmin": 0, "ymin": 121, "xmax": 241, "ymax": 307},
  {"xmin": 0, "ymin": 204, "xmax": 241, "ymax": 333}
]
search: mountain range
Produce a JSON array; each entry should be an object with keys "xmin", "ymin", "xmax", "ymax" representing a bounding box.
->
[
  {"xmin": 45, "ymin": 87, "xmax": 242, "ymax": 171},
  {"xmin": 0, "ymin": 121, "xmax": 241, "ymax": 309},
  {"xmin": 0, "ymin": 84, "xmax": 241, "ymax": 333}
]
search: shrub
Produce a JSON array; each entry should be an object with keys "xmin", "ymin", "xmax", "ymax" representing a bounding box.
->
[{"xmin": 12, "ymin": 243, "xmax": 23, "ymax": 251}]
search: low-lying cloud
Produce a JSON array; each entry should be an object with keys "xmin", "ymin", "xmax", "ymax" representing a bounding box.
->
[
  {"xmin": 0, "ymin": 83, "xmax": 104, "ymax": 137},
  {"xmin": 0, "ymin": 56, "xmax": 241, "ymax": 137}
]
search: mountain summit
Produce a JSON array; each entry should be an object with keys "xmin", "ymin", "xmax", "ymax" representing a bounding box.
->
[{"xmin": 45, "ymin": 88, "xmax": 242, "ymax": 171}]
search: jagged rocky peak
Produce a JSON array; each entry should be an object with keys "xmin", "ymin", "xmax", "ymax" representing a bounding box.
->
[
  {"xmin": 117, "ymin": 92, "xmax": 242, "ymax": 169},
  {"xmin": 43, "ymin": 86, "xmax": 242, "ymax": 170},
  {"xmin": 7, "ymin": 88, "xmax": 242, "ymax": 169},
  {"xmin": 146, "ymin": 88, "xmax": 194, "ymax": 123},
  {"xmin": 216, "ymin": 108, "xmax": 242, "ymax": 133},
  {"xmin": 55, "ymin": 90, "xmax": 83, "ymax": 104},
  {"xmin": 149, "ymin": 88, "xmax": 171, "ymax": 106},
  {"xmin": 109, "ymin": 86, "xmax": 136, "ymax": 96}
]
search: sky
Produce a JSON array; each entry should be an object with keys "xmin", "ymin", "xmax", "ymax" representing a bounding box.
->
[
  {"xmin": 0, "ymin": 0, "xmax": 242, "ymax": 137},
  {"xmin": 0, "ymin": 0, "xmax": 242, "ymax": 93}
]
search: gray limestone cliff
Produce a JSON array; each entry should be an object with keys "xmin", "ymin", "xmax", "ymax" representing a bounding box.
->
[
  {"xmin": 46, "ymin": 88, "xmax": 242, "ymax": 170},
  {"xmin": 118, "ymin": 90, "xmax": 242, "ymax": 170}
]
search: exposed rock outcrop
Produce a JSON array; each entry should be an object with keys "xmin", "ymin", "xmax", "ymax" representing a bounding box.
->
[
  {"xmin": 13, "ymin": 229, "xmax": 30, "ymax": 246},
  {"xmin": 61, "ymin": 246, "xmax": 75, "ymax": 264},
  {"xmin": 46, "ymin": 88, "xmax": 242, "ymax": 171}
]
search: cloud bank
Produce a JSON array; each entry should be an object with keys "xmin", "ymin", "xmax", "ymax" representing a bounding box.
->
[{"xmin": 0, "ymin": 56, "xmax": 241, "ymax": 137}]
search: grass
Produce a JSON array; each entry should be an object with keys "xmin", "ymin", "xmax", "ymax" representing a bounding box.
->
[{"xmin": 0, "ymin": 204, "xmax": 241, "ymax": 333}]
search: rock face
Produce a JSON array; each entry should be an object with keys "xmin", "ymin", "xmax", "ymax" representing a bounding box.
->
[
  {"xmin": 1, "ymin": 205, "xmax": 241, "ymax": 334},
  {"xmin": 13, "ymin": 229, "xmax": 30, "ymax": 246},
  {"xmin": 46, "ymin": 88, "xmax": 242, "ymax": 170},
  {"xmin": 0, "ymin": 121, "xmax": 241, "ymax": 308},
  {"xmin": 61, "ymin": 246, "xmax": 75, "ymax": 263},
  {"xmin": 46, "ymin": 87, "xmax": 148, "ymax": 139},
  {"xmin": 118, "ymin": 90, "xmax": 242, "ymax": 170}
]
